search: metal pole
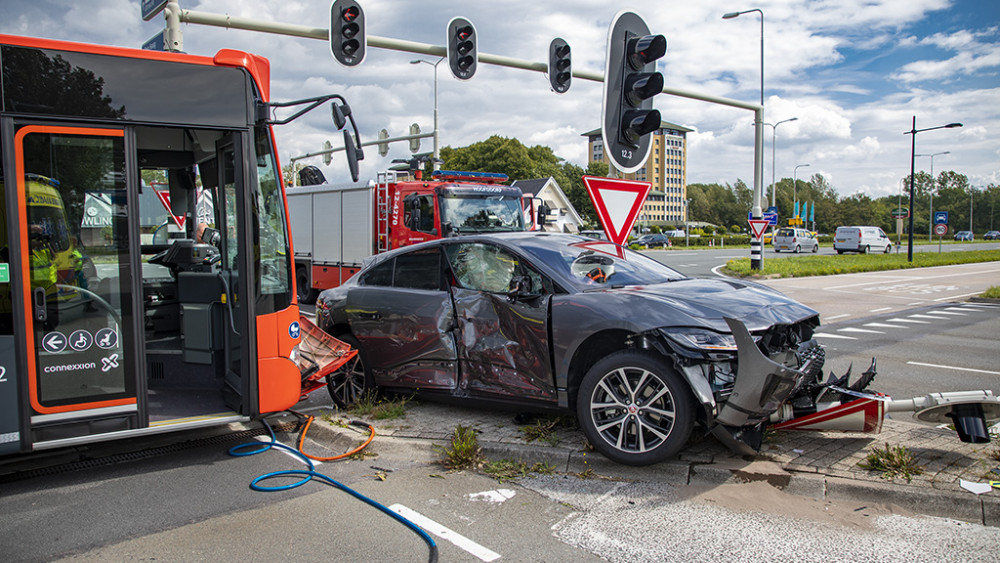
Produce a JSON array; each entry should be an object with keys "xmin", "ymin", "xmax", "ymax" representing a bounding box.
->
[{"xmin": 907, "ymin": 116, "xmax": 916, "ymax": 262}]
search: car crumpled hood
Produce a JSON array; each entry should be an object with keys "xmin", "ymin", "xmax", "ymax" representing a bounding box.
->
[{"xmin": 619, "ymin": 277, "xmax": 818, "ymax": 332}]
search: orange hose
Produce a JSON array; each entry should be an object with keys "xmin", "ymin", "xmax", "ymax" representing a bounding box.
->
[{"xmin": 296, "ymin": 415, "xmax": 375, "ymax": 461}]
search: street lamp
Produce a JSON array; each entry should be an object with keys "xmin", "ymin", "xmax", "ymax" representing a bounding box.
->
[
  {"xmin": 793, "ymin": 163, "xmax": 810, "ymax": 223},
  {"xmin": 410, "ymin": 57, "xmax": 445, "ymax": 169},
  {"xmin": 763, "ymin": 117, "xmax": 798, "ymax": 209},
  {"xmin": 915, "ymin": 151, "xmax": 949, "ymax": 241},
  {"xmin": 722, "ymin": 9, "xmax": 764, "ymax": 106},
  {"xmin": 905, "ymin": 117, "xmax": 962, "ymax": 261}
]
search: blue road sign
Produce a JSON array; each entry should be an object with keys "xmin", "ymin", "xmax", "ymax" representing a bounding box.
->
[
  {"xmin": 935, "ymin": 211, "xmax": 949, "ymax": 225},
  {"xmin": 142, "ymin": 32, "xmax": 164, "ymax": 52},
  {"xmin": 141, "ymin": 0, "xmax": 168, "ymax": 22},
  {"xmin": 748, "ymin": 210, "xmax": 779, "ymax": 226}
]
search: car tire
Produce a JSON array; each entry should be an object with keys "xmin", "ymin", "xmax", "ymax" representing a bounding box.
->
[
  {"xmin": 863, "ymin": 245, "xmax": 870, "ymax": 254},
  {"xmin": 326, "ymin": 334, "xmax": 376, "ymax": 408},
  {"xmin": 812, "ymin": 244, "xmax": 818, "ymax": 253},
  {"xmin": 576, "ymin": 350, "xmax": 695, "ymax": 466},
  {"xmin": 836, "ymin": 249, "xmax": 843, "ymax": 255},
  {"xmin": 794, "ymin": 244, "xmax": 801, "ymax": 253},
  {"xmin": 883, "ymin": 245, "xmax": 891, "ymax": 254},
  {"xmin": 296, "ymin": 266, "xmax": 318, "ymax": 304}
]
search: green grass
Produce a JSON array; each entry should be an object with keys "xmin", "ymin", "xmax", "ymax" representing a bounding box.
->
[
  {"xmin": 346, "ymin": 391, "xmax": 412, "ymax": 420},
  {"xmin": 723, "ymin": 249, "xmax": 1000, "ymax": 278},
  {"xmin": 858, "ymin": 442, "xmax": 925, "ymax": 482},
  {"xmin": 982, "ymin": 286, "xmax": 1000, "ymax": 299},
  {"xmin": 518, "ymin": 416, "xmax": 577, "ymax": 446},
  {"xmin": 482, "ymin": 459, "xmax": 556, "ymax": 483},
  {"xmin": 436, "ymin": 424, "xmax": 484, "ymax": 470}
]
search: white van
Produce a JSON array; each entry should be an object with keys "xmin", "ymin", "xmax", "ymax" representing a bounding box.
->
[{"xmin": 834, "ymin": 226, "xmax": 892, "ymax": 254}]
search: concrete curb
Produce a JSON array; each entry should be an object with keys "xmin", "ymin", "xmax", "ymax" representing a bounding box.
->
[{"xmin": 300, "ymin": 416, "xmax": 1000, "ymax": 527}]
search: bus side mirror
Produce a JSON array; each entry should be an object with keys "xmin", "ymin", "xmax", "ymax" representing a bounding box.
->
[
  {"xmin": 344, "ymin": 130, "xmax": 360, "ymax": 182},
  {"xmin": 537, "ymin": 202, "xmax": 551, "ymax": 226}
]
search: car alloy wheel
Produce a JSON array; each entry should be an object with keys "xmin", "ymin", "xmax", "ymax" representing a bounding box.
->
[
  {"xmin": 326, "ymin": 334, "xmax": 374, "ymax": 408},
  {"xmin": 577, "ymin": 350, "xmax": 694, "ymax": 466}
]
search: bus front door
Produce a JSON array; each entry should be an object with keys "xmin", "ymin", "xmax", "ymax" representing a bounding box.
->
[{"xmin": 14, "ymin": 125, "xmax": 141, "ymax": 445}]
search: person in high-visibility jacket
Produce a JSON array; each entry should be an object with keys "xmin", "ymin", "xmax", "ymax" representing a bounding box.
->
[{"xmin": 29, "ymin": 225, "xmax": 58, "ymax": 297}]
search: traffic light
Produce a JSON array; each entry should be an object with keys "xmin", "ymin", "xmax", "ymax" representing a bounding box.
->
[
  {"xmin": 447, "ymin": 17, "xmax": 477, "ymax": 80},
  {"xmin": 549, "ymin": 38, "xmax": 571, "ymax": 93},
  {"xmin": 602, "ymin": 11, "xmax": 665, "ymax": 173},
  {"xmin": 330, "ymin": 0, "xmax": 365, "ymax": 67}
]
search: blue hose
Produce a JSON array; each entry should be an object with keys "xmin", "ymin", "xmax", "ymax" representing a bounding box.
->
[{"xmin": 230, "ymin": 419, "xmax": 438, "ymax": 563}]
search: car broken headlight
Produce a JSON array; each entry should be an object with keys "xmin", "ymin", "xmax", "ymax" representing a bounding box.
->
[{"xmin": 662, "ymin": 327, "xmax": 756, "ymax": 352}]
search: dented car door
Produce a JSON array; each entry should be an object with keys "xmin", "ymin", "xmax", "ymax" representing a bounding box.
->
[
  {"xmin": 346, "ymin": 248, "xmax": 458, "ymax": 389},
  {"xmin": 444, "ymin": 242, "xmax": 555, "ymax": 401}
]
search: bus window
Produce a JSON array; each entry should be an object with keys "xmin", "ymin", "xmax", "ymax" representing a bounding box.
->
[
  {"xmin": 0, "ymin": 135, "xmax": 10, "ymax": 335},
  {"xmin": 253, "ymin": 127, "xmax": 291, "ymax": 312}
]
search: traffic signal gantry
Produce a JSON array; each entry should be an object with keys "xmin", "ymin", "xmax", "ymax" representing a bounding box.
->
[
  {"xmin": 447, "ymin": 17, "xmax": 478, "ymax": 80},
  {"xmin": 330, "ymin": 0, "xmax": 365, "ymax": 67},
  {"xmin": 601, "ymin": 11, "xmax": 666, "ymax": 174}
]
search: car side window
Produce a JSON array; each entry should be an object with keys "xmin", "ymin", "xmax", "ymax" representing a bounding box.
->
[
  {"xmin": 394, "ymin": 248, "xmax": 443, "ymax": 290},
  {"xmin": 359, "ymin": 258, "xmax": 394, "ymax": 286},
  {"xmin": 445, "ymin": 242, "xmax": 518, "ymax": 293}
]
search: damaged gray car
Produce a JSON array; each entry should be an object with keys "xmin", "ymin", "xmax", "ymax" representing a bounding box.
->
[{"xmin": 315, "ymin": 232, "xmax": 835, "ymax": 466}]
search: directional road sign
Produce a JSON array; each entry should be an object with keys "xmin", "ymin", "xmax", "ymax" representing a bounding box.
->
[{"xmin": 582, "ymin": 176, "xmax": 651, "ymax": 246}]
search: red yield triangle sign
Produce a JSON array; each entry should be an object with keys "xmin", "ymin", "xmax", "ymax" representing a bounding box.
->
[
  {"xmin": 748, "ymin": 219, "xmax": 769, "ymax": 240},
  {"xmin": 582, "ymin": 176, "xmax": 651, "ymax": 246},
  {"xmin": 155, "ymin": 190, "xmax": 186, "ymax": 230}
]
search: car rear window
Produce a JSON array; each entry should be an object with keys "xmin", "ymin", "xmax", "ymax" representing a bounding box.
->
[{"xmin": 777, "ymin": 229, "xmax": 794, "ymax": 237}]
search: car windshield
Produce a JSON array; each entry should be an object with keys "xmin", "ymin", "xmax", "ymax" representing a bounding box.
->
[
  {"xmin": 440, "ymin": 194, "xmax": 524, "ymax": 233},
  {"xmin": 518, "ymin": 237, "xmax": 685, "ymax": 288}
]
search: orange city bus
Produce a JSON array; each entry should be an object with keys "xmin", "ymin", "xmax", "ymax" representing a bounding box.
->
[{"xmin": 0, "ymin": 34, "xmax": 351, "ymax": 456}]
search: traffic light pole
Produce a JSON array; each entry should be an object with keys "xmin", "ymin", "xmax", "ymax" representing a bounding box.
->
[{"xmin": 170, "ymin": 3, "xmax": 767, "ymax": 268}]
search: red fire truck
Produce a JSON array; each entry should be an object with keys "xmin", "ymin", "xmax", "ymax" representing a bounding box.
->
[{"xmin": 288, "ymin": 169, "xmax": 527, "ymax": 302}]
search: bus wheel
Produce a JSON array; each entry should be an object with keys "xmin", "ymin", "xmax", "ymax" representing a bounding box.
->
[{"xmin": 326, "ymin": 334, "xmax": 375, "ymax": 408}]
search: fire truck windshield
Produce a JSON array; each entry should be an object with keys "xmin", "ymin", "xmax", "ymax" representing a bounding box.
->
[{"xmin": 440, "ymin": 194, "xmax": 524, "ymax": 233}]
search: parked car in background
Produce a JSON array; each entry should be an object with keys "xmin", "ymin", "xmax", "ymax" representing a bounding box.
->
[
  {"xmin": 984, "ymin": 231, "xmax": 1000, "ymax": 240},
  {"xmin": 954, "ymin": 231, "xmax": 974, "ymax": 241},
  {"xmin": 315, "ymin": 232, "xmax": 836, "ymax": 465},
  {"xmin": 635, "ymin": 233, "xmax": 669, "ymax": 247},
  {"xmin": 833, "ymin": 226, "xmax": 892, "ymax": 254},
  {"xmin": 772, "ymin": 227, "xmax": 818, "ymax": 253}
]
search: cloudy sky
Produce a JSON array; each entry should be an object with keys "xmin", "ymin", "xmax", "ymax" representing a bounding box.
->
[{"xmin": 2, "ymin": 0, "xmax": 997, "ymax": 197}]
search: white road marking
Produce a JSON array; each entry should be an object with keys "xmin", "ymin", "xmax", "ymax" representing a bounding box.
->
[
  {"xmin": 934, "ymin": 292, "xmax": 985, "ymax": 301},
  {"xmin": 824, "ymin": 314, "xmax": 850, "ymax": 321},
  {"xmin": 467, "ymin": 489, "xmax": 516, "ymax": 503},
  {"xmin": 813, "ymin": 333, "xmax": 857, "ymax": 340},
  {"xmin": 870, "ymin": 307, "xmax": 893, "ymax": 312},
  {"xmin": 929, "ymin": 310, "xmax": 967, "ymax": 316},
  {"xmin": 837, "ymin": 327, "xmax": 885, "ymax": 334},
  {"xmin": 944, "ymin": 307, "xmax": 973, "ymax": 313},
  {"xmin": 888, "ymin": 318, "xmax": 930, "ymax": 324},
  {"xmin": 389, "ymin": 504, "xmax": 501, "ymax": 562},
  {"xmin": 908, "ymin": 314, "xmax": 951, "ymax": 320},
  {"xmin": 864, "ymin": 322, "xmax": 908, "ymax": 329},
  {"xmin": 907, "ymin": 362, "xmax": 1000, "ymax": 376}
]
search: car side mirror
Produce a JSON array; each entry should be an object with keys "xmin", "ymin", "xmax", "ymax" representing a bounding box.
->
[{"xmin": 506, "ymin": 275, "xmax": 537, "ymax": 303}]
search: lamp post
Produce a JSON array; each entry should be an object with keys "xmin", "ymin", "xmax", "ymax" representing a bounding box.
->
[
  {"xmin": 410, "ymin": 57, "xmax": 444, "ymax": 170},
  {"xmin": 905, "ymin": 117, "xmax": 962, "ymax": 262},
  {"xmin": 722, "ymin": 9, "xmax": 764, "ymax": 106},
  {"xmin": 793, "ymin": 163, "xmax": 810, "ymax": 223},
  {"xmin": 763, "ymin": 117, "xmax": 798, "ymax": 209},
  {"xmin": 915, "ymin": 151, "xmax": 949, "ymax": 241}
]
